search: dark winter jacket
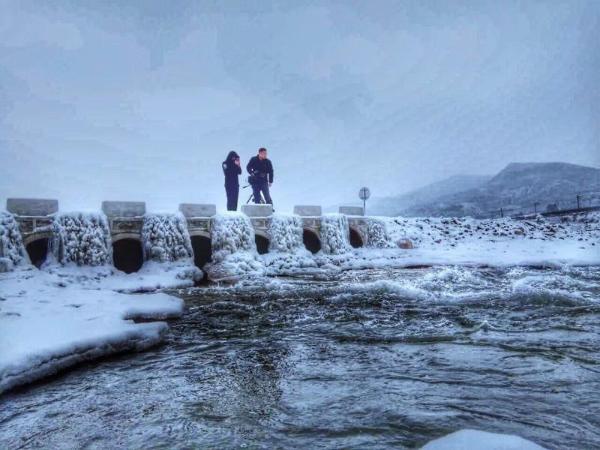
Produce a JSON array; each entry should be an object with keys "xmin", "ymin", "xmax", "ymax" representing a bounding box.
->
[
  {"xmin": 223, "ymin": 151, "xmax": 242, "ymax": 186},
  {"xmin": 246, "ymin": 156, "xmax": 274, "ymax": 183}
]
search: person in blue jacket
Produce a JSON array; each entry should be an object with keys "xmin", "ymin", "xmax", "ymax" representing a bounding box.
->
[{"xmin": 222, "ymin": 151, "xmax": 241, "ymax": 211}]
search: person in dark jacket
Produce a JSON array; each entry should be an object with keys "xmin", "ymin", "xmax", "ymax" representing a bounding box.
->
[
  {"xmin": 246, "ymin": 147, "xmax": 274, "ymax": 206},
  {"xmin": 222, "ymin": 151, "xmax": 242, "ymax": 211}
]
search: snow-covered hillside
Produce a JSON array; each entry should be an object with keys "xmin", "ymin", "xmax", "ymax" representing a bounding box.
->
[{"xmin": 380, "ymin": 162, "xmax": 600, "ymax": 218}]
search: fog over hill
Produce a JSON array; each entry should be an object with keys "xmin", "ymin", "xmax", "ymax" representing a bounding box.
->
[
  {"xmin": 372, "ymin": 162, "xmax": 600, "ymax": 218},
  {"xmin": 370, "ymin": 175, "xmax": 492, "ymax": 216}
]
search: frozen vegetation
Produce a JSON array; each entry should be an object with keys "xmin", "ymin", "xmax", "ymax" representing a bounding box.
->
[
  {"xmin": 142, "ymin": 213, "xmax": 193, "ymax": 262},
  {"xmin": 51, "ymin": 212, "xmax": 112, "ymax": 266},
  {"xmin": 0, "ymin": 212, "xmax": 28, "ymax": 272}
]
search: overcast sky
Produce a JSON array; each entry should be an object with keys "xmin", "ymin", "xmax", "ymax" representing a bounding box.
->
[{"xmin": 1, "ymin": 0, "xmax": 598, "ymax": 212}]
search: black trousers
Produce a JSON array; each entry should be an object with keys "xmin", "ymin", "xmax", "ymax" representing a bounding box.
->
[
  {"xmin": 225, "ymin": 184, "xmax": 239, "ymax": 211},
  {"xmin": 252, "ymin": 179, "xmax": 272, "ymax": 205}
]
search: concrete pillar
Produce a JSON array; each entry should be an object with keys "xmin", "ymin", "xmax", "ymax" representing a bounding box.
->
[
  {"xmin": 101, "ymin": 201, "xmax": 146, "ymax": 217},
  {"xmin": 241, "ymin": 204, "xmax": 273, "ymax": 217},
  {"xmin": 339, "ymin": 206, "xmax": 364, "ymax": 216},
  {"xmin": 6, "ymin": 198, "xmax": 58, "ymax": 216},
  {"xmin": 178, "ymin": 203, "xmax": 217, "ymax": 217},
  {"xmin": 294, "ymin": 205, "xmax": 322, "ymax": 216}
]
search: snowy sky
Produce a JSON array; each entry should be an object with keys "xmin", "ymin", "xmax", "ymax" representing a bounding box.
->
[{"xmin": 1, "ymin": 0, "xmax": 599, "ymax": 212}]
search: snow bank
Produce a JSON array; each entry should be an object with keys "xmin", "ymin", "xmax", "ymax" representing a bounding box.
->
[
  {"xmin": 0, "ymin": 212, "xmax": 29, "ymax": 272},
  {"xmin": 422, "ymin": 429, "xmax": 547, "ymax": 450},
  {"xmin": 321, "ymin": 214, "xmax": 352, "ymax": 254},
  {"xmin": 51, "ymin": 212, "xmax": 112, "ymax": 266},
  {"xmin": 0, "ymin": 268, "xmax": 184, "ymax": 394},
  {"xmin": 263, "ymin": 214, "xmax": 318, "ymax": 275},
  {"xmin": 383, "ymin": 213, "xmax": 600, "ymax": 249},
  {"xmin": 142, "ymin": 213, "xmax": 193, "ymax": 262},
  {"xmin": 206, "ymin": 212, "xmax": 264, "ymax": 280}
]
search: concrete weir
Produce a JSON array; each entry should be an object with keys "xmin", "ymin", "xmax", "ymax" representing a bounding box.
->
[{"xmin": 7, "ymin": 199, "xmax": 371, "ymax": 272}]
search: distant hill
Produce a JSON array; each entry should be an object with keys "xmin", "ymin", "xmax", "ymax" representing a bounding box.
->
[
  {"xmin": 376, "ymin": 162, "xmax": 600, "ymax": 218},
  {"xmin": 370, "ymin": 174, "xmax": 492, "ymax": 216}
]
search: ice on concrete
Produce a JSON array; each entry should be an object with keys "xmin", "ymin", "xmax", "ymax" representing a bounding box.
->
[
  {"xmin": 0, "ymin": 212, "xmax": 29, "ymax": 272},
  {"xmin": 0, "ymin": 268, "xmax": 184, "ymax": 394},
  {"xmin": 421, "ymin": 429, "xmax": 547, "ymax": 450},
  {"xmin": 320, "ymin": 214, "xmax": 352, "ymax": 254},
  {"xmin": 366, "ymin": 218, "xmax": 395, "ymax": 248},
  {"xmin": 142, "ymin": 213, "xmax": 194, "ymax": 263},
  {"xmin": 263, "ymin": 214, "xmax": 318, "ymax": 275},
  {"xmin": 206, "ymin": 212, "xmax": 264, "ymax": 280},
  {"xmin": 51, "ymin": 212, "xmax": 112, "ymax": 267}
]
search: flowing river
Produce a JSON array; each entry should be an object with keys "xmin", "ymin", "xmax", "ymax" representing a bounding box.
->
[{"xmin": 2, "ymin": 265, "xmax": 599, "ymax": 449}]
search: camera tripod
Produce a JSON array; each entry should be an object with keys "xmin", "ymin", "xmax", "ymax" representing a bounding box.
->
[{"xmin": 242, "ymin": 184, "xmax": 266, "ymax": 204}]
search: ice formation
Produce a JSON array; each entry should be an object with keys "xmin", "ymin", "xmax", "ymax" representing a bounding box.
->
[
  {"xmin": 51, "ymin": 212, "xmax": 112, "ymax": 266},
  {"xmin": 0, "ymin": 212, "xmax": 29, "ymax": 272},
  {"xmin": 268, "ymin": 213, "xmax": 304, "ymax": 252},
  {"xmin": 263, "ymin": 214, "xmax": 317, "ymax": 275},
  {"xmin": 142, "ymin": 213, "xmax": 193, "ymax": 262},
  {"xmin": 365, "ymin": 218, "xmax": 395, "ymax": 248},
  {"xmin": 0, "ymin": 270, "xmax": 184, "ymax": 394},
  {"xmin": 206, "ymin": 212, "xmax": 264, "ymax": 280},
  {"xmin": 320, "ymin": 214, "xmax": 352, "ymax": 254}
]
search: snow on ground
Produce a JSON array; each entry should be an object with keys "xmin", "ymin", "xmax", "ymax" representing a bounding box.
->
[
  {"xmin": 51, "ymin": 212, "xmax": 112, "ymax": 266},
  {"xmin": 421, "ymin": 429, "xmax": 547, "ymax": 450},
  {"xmin": 0, "ymin": 212, "xmax": 29, "ymax": 272},
  {"xmin": 0, "ymin": 266, "xmax": 184, "ymax": 394},
  {"xmin": 205, "ymin": 212, "xmax": 265, "ymax": 281},
  {"xmin": 263, "ymin": 214, "xmax": 318, "ymax": 275}
]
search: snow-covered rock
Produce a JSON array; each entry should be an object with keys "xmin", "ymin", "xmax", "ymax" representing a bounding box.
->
[
  {"xmin": 51, "ymin": 212, "xmax": 112, "ymax": 266},
  {"xmin": 0, "ymin": 212, "xmax": 29, "ymax": 272},
  {"xmin": 206, "ymin": 212, "xmax": 264, "ymax": 280},
  {"xmin": 142, "ymin": 213, "xmax": 193, "ymax": 262},
  {"xmin": 422, "ymin": 429, "xmax": 547, "ymax": 450}
]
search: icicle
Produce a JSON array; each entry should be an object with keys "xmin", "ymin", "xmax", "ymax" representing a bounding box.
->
[
  {"xmin": 141, "ymin": 213, "xmax": 193, "ymax": 263},
  {"xmin": 51, "ymin": 212, "xmax": 112, "ymax": 266},
  {"xmin": 320, "ymin": 214, "xmax": 351, "ymax": 254}
]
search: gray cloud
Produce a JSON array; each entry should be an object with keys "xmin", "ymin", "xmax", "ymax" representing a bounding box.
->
[{"xmin": 1, "ymin": 0, "xmax": 598, "ymax": 212}]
